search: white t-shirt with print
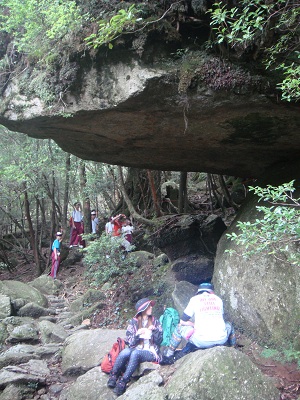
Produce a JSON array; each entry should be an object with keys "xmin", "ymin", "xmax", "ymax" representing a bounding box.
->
[{"xmin": 183, "ymin": 292, "xmax": 227, "ymax": 343}]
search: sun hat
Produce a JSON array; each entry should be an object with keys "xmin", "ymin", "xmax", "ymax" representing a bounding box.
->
[
  {"xmin": 56, "ymin": 232, "xmax": 62, "ymax": 236},
  {"xmin": 134, "ymin": 298, "xmax": 155, "ymax": 316}
]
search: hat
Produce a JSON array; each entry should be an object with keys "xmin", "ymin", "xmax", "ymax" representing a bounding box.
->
[
  {"xmin": 134, "ymin": 298, "xmax": 155, "ymax": 316},
  {"xmin": 91, "ymin": 211, "xmax": 96, "ymax": 215},
  {"xmin": 56, "ymin": 232, "xmax": 62, "ymax": 236},
  {"xmin": 197, "ymin": 282, "xmax": 214, "ymax": 293}
]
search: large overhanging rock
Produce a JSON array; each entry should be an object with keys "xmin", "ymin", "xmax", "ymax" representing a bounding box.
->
[{"xmin": 0, "ymin": 49, "xmax": 299, "ymax": 178}]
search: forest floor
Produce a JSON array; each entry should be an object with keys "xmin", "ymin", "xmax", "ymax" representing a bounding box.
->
[{"xmin": 0, "ymin": 260, "xmax": 299, "ymax": 400}]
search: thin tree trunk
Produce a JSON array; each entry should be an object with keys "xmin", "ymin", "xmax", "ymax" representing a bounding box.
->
[
  {"xmin": 206, "ymin": 174, "xmax": 214, "ymax": 213},
  {"xmin": 63, "ymin": 153, "xmax": 71, "ymax": 229},
  {"xmin": 23, "ymin": 182, "xmax": 42, "ymax": 275},
  {"xmin": 178, "ymin": 171, "xmax": 187, "ymax": 213},
  {"xmin": 79, "ymin": 160, "xmax": 91, "ymax": 233},
  {"xmin": 146, "ymin": 169, "xmax": 162, "ymax": 217}
]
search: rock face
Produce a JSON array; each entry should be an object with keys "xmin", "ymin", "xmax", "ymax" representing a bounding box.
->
[
  {"xmin": 154, "ymin": 214, "xmax": 226, "ymax": 284},
  {"xmin": 214, "ymin": 191, "xmax": 300, "ymax": 347},
  {"xmin": 165, "ymin": 347, "xmax": 279, "ymax": 400},
  {"xmin": 0, "ymin": 48, "xmax": 299, "ymax": 178}
]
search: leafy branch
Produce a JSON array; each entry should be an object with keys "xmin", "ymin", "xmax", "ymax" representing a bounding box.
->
[
  {"xmin": 208, "ymin": 0, "xmax": 300, "ymax": 102},
  {"xmin": 226, "ymin": 181, "xmax": 300, "ymax": 265},
  {"xmin": 84, "ymin": 1, "xmax": 184, "ymax": 50}
]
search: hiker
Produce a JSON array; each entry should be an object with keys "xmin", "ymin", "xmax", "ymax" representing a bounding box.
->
[
  {"xmin": 107, "ymin": 298, "xmax": 163, "ymax": 396},
  {"xmin": 69, "ymin": 202, "xmax": 85, "ymax": 248},
  {"xmin": 111, "ymin": 214, "xmax": 126, "ymax": 238},
  {"xmin": 121, "ymin": 219, "xmax": 134, "ymax": 252},
  {"xmin": 162, "ymin": 282, "xmax": 235, "ymax": 364},
  {"xmin": 91, "ymin": 209, "xmax": 99, "ymax": 234},
  {"xmin": 50, "ymin": 232, "xmax": 63, "ymax": 279},
  {"xmin": 105, "ymin": 217, "xmax": 114, "ymax": 235}
]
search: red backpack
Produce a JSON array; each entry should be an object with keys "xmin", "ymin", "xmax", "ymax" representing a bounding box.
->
[{"xmin": 101, "ymin": 337, "xmax": 126, "ymax": 373}]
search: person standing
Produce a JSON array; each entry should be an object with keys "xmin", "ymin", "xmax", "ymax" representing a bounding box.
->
[
  {"xmin": 91, "ymin": 210, "xmax": 99, "ymax": 234},
  {"xmin": 111, "ymin": 214, "xmax": 126, "ymax": 238},
  {"xmin": 162, "ymin": 282, "xmax": 235, "ymax": 363},
  {"xmin": 105, "ymin": 217, "xmax": 114, "ymax": 235},
  {"xmin": 69, "ymin": 202, "xmax": 85, "ymax": 248},
  {"xmin": 107, "ymin": 298, "xmax": 163, "ymax": 396},
  {"xmin": 50, "ymin": 232, "xmax": 62, "ymax": 279},
  {"xmin": 121, "ymin": 219, "xmax": 134, "ymax": 252}
]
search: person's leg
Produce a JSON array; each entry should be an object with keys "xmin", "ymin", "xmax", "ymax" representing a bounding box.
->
[
  {"xmin": 107, "ymin": 348, "xmax": 132, "ymax": 388},
  {"xmin": 73, "ymin": 222, "xmax": 81, "ymax": 246},
  {"xmin": 70, "ymin": 226, "xmax": 78, "ymax": 246},
  {"xmin": 113, "ymin": 350, "xmax": 155, "ymax": 395},
  {"xmin": 122, "ymin": 349, "xmax": 155, "ymax": 382},
  {"xmin": 50, "ymin": 252, "xmax": 56, "ymax": 278},
  {"xmin": 225, "ymin": 322, "xmax": 236, "ymax": 346},
  {"xmin": 165, "ymin": 325, "xmax": 194, "ymax": 357},
  {"xmin": 53, "ymin": 256, "xmax": 60, "ymax": 279}
]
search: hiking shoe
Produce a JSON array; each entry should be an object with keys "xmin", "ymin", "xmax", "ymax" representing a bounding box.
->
[
  {"xmin": 107, "ymin": 374, "xmax": 117, "ymax": 389},
  {"xmin": 113, "ymin": 379, "xmax": 127, "ymax": 396},
  {"xmin": 160, "ymin": 355, "xmax": 175, "ymax": 365}
]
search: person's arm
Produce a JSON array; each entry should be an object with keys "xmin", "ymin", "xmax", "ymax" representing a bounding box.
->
[
  {"xmin": 179, "ymin": 312, "xmax": 194, "ymax": 327},
  {"xmin": 149, "ymin": 318, "xmax": 163, "ymax": 346},
  {"xmin": 126, "ymin": 319, "xmax": 140, "ymax": 347}
]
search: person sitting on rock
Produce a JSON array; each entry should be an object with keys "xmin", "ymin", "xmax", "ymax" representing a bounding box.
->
[
  {"xmin": 161, "ymin": 282, "xmax": 236, "ymax": 364},
  {"xmin": 107, "ymin": 298, "xmax": 163, "ymax": 396}
]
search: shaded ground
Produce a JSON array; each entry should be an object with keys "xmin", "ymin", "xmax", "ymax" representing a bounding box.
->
[{"xmin": 0, "ymin": 260, "xmax": 299, "ymax": 400}]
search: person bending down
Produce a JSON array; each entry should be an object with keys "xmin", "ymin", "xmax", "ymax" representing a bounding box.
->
[
  {"xmin": 162, "ymin": 282, "xmax": 236, "ymax": 364},
  {"xmin": 107, "ymin": 298, "xmax": 163, "ymax": 396}
]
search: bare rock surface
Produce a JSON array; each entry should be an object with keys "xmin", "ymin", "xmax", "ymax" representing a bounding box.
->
[{"xmin": 1, "ymin": 50, "xmax": 299, "ymax": 178}]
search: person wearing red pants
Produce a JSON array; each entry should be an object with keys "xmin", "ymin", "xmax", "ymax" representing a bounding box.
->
[
  {"xmin": 69, "ymin": 202, "xmax": 85, "ymax": 248},
  {"xmin": 50, "ymin": 232, "xmax": 62, "ymax": 279}
]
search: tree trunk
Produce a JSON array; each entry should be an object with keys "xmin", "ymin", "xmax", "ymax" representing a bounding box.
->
[
  {"xmin": 118, "ymin": 166, "xmax": 157, "ymax": 226},
  {"xmin": 147, "ymin": 169, "xmax": 162, "ymax": 217},
  {"xmin": 63, "ymin": 153, "xmax": 71, "ymax": 229},
  {"xmin": 23, "ymin": 182, "xmax": 43, "ymax": 275},
  {"xmin": 79, "ymin": 160, "xmax": 91, "ymax": 233},
  {"xmin": 178, "ymin": 171, "xmax": 187, "ymax": 213}
]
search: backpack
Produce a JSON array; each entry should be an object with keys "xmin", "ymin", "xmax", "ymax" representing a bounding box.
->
[
  {"xmin": 159, "ymin": 307, "xmax": 180, "ymax": 347},
  {"xmin": 100, "ymin": 337, "xmax": 126, "ymax": 374}
]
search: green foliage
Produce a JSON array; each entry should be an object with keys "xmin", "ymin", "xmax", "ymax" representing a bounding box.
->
[
  {"xmin": 277, "ymin": 58, "xmax": 300, "ymax": 102},
  {"xmin": 82, "ymin": 234, "xmax": 137, "ymax": 286},
  {"xmin": 208, "ymin": 1, "xmax": 300, "ymax": 101},
  {"xmin": 261, "ymin": 346, "xmax": 300, "ymax": 368},
  {"xmin": 226, "ymin": 180, "xmax": 300, "ymax": 264},
  {"xmin": 0, "ymin": 0, "xmax": 84, "ymax": 59},
  {"xmin": 84, "ymin": 4, "xmax": 140, "ymax": 49}
]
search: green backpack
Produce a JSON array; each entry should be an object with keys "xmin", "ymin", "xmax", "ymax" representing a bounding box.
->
[{"xmin": 159, "ymin": 307, "xmax": 180, "ymax": 347}]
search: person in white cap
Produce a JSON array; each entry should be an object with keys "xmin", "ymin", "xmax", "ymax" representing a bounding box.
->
[
  {"xmin": 50, "ymin": 232, "xmax": 63, "ymax": 279},
  {"xmin": 161, "ymin": 282, "xmax": 236, "ymax": 364},
  {"xmin": 90, "ymin": 210, "xmax": 99, "ymax": 234},
  {"xmin": 107, "ymin": 297, "xmax": 163, "ymax": 396}
]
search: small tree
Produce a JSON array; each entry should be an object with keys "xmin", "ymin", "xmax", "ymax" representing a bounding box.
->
[
  {"xmin": 82, "ymin": 234, "xmax": 136, "ymax": 286},
  {"xmin": 226, "ymin": 180, "xmax": 300, "ymax": 265}
]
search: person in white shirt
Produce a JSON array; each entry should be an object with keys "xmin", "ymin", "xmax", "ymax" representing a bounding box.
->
[
  {"xmin": 121, "ymin": 219, "xmax": 134, "ymax": 252},
  {"xmin": 105, "ymin": 217, "xmax": 114, "ymax": 235},
  {"xmin": 91, "ymin": 210, "xmax": 99, "ymax": 234},
  {"xmin": 69, "ymin": 202, "xmax": 85, "ymax": 248},
  {"xmin": 162, "ymin": 282, "xmax": 235, "ymax": 364}
]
